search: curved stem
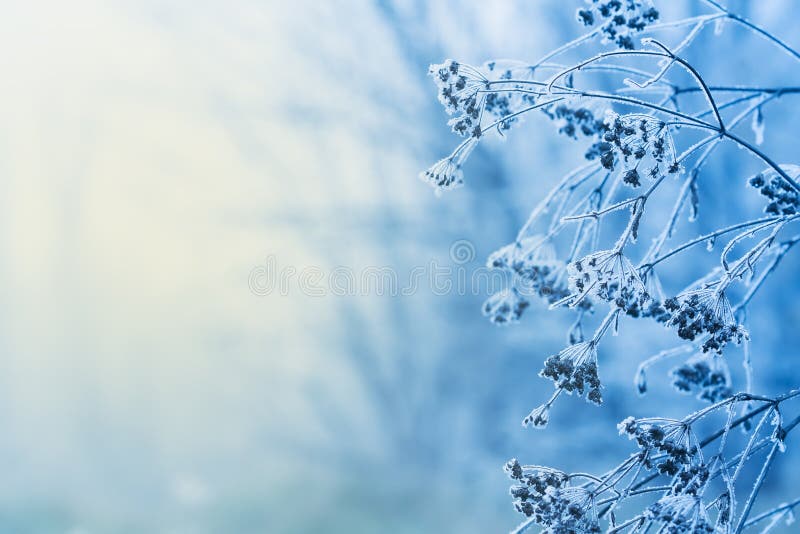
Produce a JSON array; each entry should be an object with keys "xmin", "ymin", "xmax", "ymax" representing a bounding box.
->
[
  {"xmin": 700, "ymin": 0, "xmax": 800, "ymax": 63},
  {"xmin": 641, "ymin": 217, "xmax": 782, "ymax": 270},
  {"xmin": 742, "ymin": 496, "xmax": 800, "ymax": 529},
  {"xmin": 546, "ymin": 48, "xmax": 724, "ymax": 129},
  {"xmin": 721, "ymin": 129, "xmax": 800, "ymax": 192},
  {"xmin": 642, "ymin": 39, "xmax": 724, "ymax": 130},
  {"xmin": 734, "ymin": 235, "xmax": 800, "ymax": 313},
  {"xmin": 677, "ymin": 85, "xmax": 800, "ymax": 95}
]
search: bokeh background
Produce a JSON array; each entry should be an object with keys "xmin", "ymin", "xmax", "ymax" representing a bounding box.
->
[{"xmin": 0, "ymin": 1, "xmax": 799, "ymax": 532}]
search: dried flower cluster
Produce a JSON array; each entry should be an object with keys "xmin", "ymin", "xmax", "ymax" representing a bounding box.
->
[
  {"xmin": 749, "ymin": 165, "xmax": 800, "ymax": 216},
  {"xmin": 483, "ymin": 288, "xmax": 530, "ymax": 325},
  {"xmin": 592, "ymin": 112, "xmax": 680, "ymax": 184},
  {"xmin": 430, "ymin": 59, "xmax": 486, "ymax": 138},
  {"xmin": 484, "ymin": 237, "xmax": 570, "ymax": 322},
  {"xmin": 663, "ymin": 288, "xmax": 746, "ymax": 353},
  {"xmin": 577, "ymin": 0, "xmax": 660, "ymax": 50},
  {"xmin": 670, "ymin": 352, "xmax": 733, "ymax": 403},
  {"xmin": 546, "ymin": 104, "xmax": 607, "ymax": 141},
  {"xmin": 505, "ymin": 460, "xmax": 600, "ymax": 533},
  {"xmin": 645, "ymin": 494, "xmax": 716, "ymax": 533},
  {"xmin": 617, "ymin": 416, "xmax": 701, "ymax": 475},
  {"xmin": 567, "ymin": 249, "xmax": 648, "ymax": 313},
  {"xmin": 506, "ymin": 393, "xmax": 799, "ymax": 533},
  {"xmin": 540, "ymin": 341, "xmax": 602, "ymax": 405}
]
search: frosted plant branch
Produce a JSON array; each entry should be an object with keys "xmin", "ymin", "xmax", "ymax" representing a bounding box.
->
[{"xmin": 419, "ymin": 1, "xmax": 800, "ymax": 531}]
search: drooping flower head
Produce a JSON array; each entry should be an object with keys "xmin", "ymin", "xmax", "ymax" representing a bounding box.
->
[
  {"xmin": 543, "ymin": 101, "xmax": 608, "ymax": 141},
  {"xmin": 488, "ymin": 236, "xmax": 569, "ymax": 304},
  {"xmin": 482, "ymin": 287, "xmax": 530, "ymax": 325},
  {"xmin": 664, "ymin": 287, "xmax": 747, "ymax": 353},
  {"xmin": 522, "ymin": 403, "xmax": 551, "ymax": 429},
  {"xmin": 586, "ymin": 112, "xmax": 680, "ymax": 184},
  {"xmin": 748, "ymin": 164, "xmax": 800, "ymax": 215},
  {"xmin": 488, "ymin": 235, "xmax": 549, "ymax": 272},
  {"xmin": 576, "ymin": 0, "xmax": 660, "ymax": 50},
  {"xmin": 618, "ymin": 417, "xmax": 701, "ymax": 476},
  {"xmin": 540, "ymin": 341, "xmax": 602, "ymax": 405},
  {"xmin": 567, "ymin": 248, "xmax": 649, "ymax": 313},
  {"xmin": 670, "ymin": 352, "xmax": 733, "ymax": 403},
  {"xmin": 504, "ymin": 460, "xmax": 600, "ymax": 532},
  {"xmin": 640, "ymin": 267, "xmax": 672, "ymax": 321},
  {"xmin": 419, "ymin": 137, "xmax": 477, "ymax": 194},
  {"xmin": 646, "ymin": 494, "xmax": 715, "ymax": 533},
  {"xmin": 429, "ymin": 60, "xmax": 487, "ymax": 138}
]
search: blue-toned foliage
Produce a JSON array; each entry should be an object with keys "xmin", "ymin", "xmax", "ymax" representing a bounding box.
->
[{"xmin": 423, "ymin": 1, "xmax": 800, "ymax": 532}]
